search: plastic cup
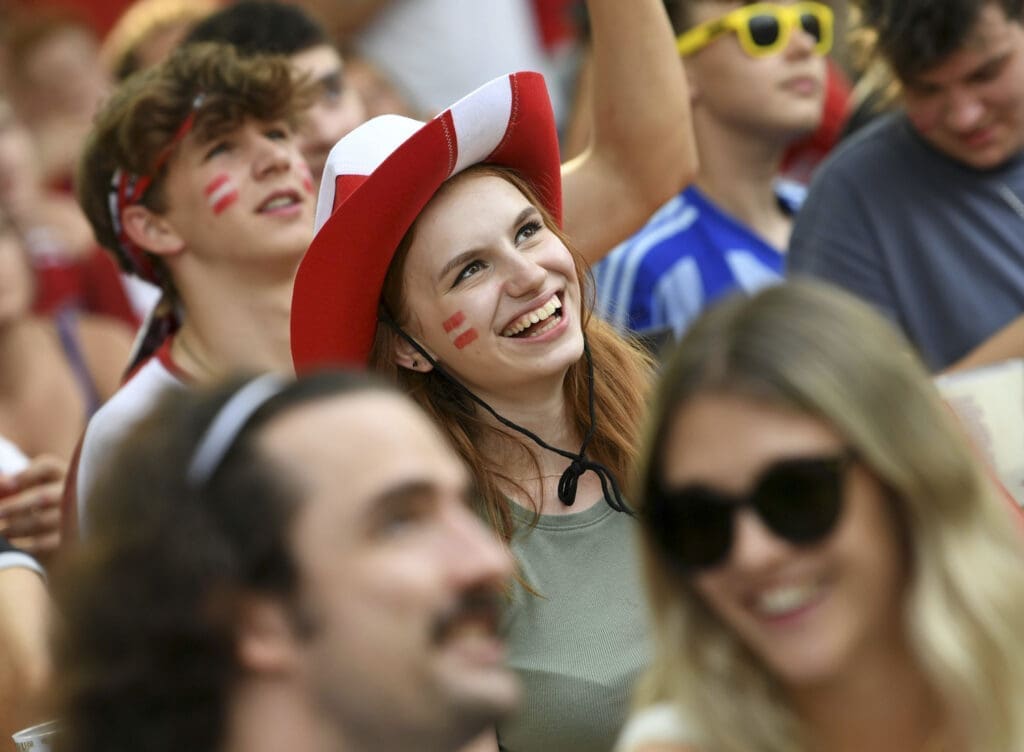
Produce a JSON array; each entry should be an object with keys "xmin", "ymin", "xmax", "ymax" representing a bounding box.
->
[{"xmin": 11, "ymin": 720, "xmax": 59, "ymax": 752}]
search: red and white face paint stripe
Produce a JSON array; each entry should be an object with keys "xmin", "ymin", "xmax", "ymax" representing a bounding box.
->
[
  {"xmin": 442, "ymin": 311, "xmax": 478, "ymax": 350},
  {"xmin": 204, "ymin": 173, "xmax": 240, "ymax": 215},
  {"xmin": 298, "ymin": 161, "xmax": 315, "ymax": 195}
]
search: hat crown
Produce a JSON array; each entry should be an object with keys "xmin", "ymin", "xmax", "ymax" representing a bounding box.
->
[
  {"xmin": 314, "ymin": 73, "xmax": 521, "ymax": 234},
  {"xmin": 314, "ymin": 114, "xmax": 423, "ymax": 233}
]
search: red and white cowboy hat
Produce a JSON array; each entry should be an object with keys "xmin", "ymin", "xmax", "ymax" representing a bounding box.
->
[{"xmin": 290, "ymin": 71, "xmax": 562, "ymax": 372}]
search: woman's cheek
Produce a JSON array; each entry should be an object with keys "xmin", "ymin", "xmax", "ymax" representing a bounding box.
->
[{"xmin": 442, "ymin": 310, "xmax": 479, "ymax": 350}]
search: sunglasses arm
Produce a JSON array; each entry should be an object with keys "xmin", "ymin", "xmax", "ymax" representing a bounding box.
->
[{"xmin": 676, "ymin": 19, "xmax": 728, "ymax": 57}]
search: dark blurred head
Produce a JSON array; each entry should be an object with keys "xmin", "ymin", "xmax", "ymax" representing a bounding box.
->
[
  {"xmin": 857, "ymin": 0, "xmax": 1023, "ymax": 80},
  {"xmin": 54, "ymin": 370, "xmax": 517, "ymax": 752},
  {"xmin": 100, "ymin": 0, "xmax": 219, "ymax": 81},
  {"xmin": 184, "ymin": 0, "xmax": 367, "ymax": 184}
]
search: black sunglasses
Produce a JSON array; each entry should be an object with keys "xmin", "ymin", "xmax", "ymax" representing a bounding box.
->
[{"xmin": 645, "ymin": 450, "xmax": 855, "ymax": 572}]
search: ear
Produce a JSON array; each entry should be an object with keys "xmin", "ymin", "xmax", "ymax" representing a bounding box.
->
[
  {"xmin": 235, "ymin": 595, "xmax": 301, "ymax": 674},
  {"xmin": 121, "ymin": 204, "xmax": 186, "ymax": 257},
  {"xmin": 392, "ymin": 331, "xmax": 436, "ymax": 373}
]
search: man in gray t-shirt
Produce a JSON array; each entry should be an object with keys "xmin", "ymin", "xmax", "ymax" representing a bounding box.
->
[{"xmin": 789, "ymin": 0, "xmax": 1024, "ymax": 370}]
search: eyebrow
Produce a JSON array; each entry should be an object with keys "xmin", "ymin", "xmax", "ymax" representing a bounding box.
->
[
  {"xmin": 968, "ymin": 51, "xmax": 1010, "ymax": 80},
  {"xmin": 359, "ymin": 480, "xmax": 431, "ymax": 526},
  {"xmin": 909, "ymin": 50, "xmax": 1012, "ymax": 91},
  {"xmin": 362, "ymin": 477, "xmax": 473, "ymax": 526},
  {"xmin": 371, "ymin": 479, "xmax": 436, "ymax": 507},
  {"xmin": 435, "ymin": 205, "xmax": 540, "ymax": 284},
  {"xmin": 318, "ymin": 69, "xmax": 343, "ymax": 90}
]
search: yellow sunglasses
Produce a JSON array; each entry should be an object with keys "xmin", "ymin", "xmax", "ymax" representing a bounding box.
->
[{"xmin": 676, "ymin": 2, "xmax": 834, "ymax": 58}]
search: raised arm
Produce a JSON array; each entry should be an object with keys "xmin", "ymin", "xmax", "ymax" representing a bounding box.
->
[{"xmin": 561, "ymin": 0, "xmax": 698, "ymax": 264}]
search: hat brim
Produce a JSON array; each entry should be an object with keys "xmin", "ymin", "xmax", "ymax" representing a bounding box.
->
[{"xmin": 290, "ymin": 71, "xmax": 562, "ymax": 372}]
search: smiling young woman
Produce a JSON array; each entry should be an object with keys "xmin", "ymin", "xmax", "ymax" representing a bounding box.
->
[
  {"xmin": 619, "ymin": 280, "xmax": 1024, "ymax": 752},
  {"xmin": 367, "ymin": 165, "xmax": 650, "ymax": 541},
  {"xmin": 291, "ymin": 73, "xmax": 654, "ymax": 751}
]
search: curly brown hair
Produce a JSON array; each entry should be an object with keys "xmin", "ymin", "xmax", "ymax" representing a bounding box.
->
[{"xmin": 76, "ymin": 41, "xmax": 316, "ymax": 295}]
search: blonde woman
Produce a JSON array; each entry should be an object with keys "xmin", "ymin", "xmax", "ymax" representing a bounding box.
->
[{"xmin": 620, "ymin": 280, "xmax": 1024, "ymax": 752}]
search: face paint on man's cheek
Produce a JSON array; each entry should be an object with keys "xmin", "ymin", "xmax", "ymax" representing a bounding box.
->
[
  {"xmin": 299, "ymin": 160, "xmax": 315, "ymax": 194},
  {"xmin": 204, "ymin": 173, "xmax": 240, "ymax": 215},
  {"xmin": 442, "ymin": 311, "xmax": 479, "ymax": 350}
]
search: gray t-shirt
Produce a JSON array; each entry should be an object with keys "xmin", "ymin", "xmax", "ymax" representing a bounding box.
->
[
  {"xmin": 788, "ymin": 112, "xmax": 1024, "ymax": 370},
  {"xmin": 498, "ymin": 499, "xmax": 650, "ymax": 752}
]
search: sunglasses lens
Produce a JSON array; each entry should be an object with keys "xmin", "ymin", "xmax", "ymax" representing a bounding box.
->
[
  {"xmin": 748, "ymin": 14, "xmax": 781, "ymax": 48},
  {"xmin": 650, "ymin": 488, "xmax": 734, "ymax": 571},
  {"xmin": 757, "ymin": 457, "xmax": 845, "ymax": 545},
  {"xmin": 799, "ymin": 12, "xmax": 823, "ymax": 42}
]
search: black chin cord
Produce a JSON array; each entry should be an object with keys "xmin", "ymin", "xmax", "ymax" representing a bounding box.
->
[{"xmin": 380, "ymin": 311, "xmax": 632, "ymax": 515}]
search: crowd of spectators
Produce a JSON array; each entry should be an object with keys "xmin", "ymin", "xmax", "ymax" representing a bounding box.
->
[{"xmin": 1, "ymin": 0, "xmax": 1023, "ymax": 750}]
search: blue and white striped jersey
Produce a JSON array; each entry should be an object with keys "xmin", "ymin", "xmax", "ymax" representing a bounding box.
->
[{"xmin": 594, "ymin": 182, "xmax": 804, "ymax": 339}]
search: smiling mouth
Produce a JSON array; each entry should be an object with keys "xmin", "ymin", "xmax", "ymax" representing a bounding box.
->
[
  {"xmin": 256, "ymin": 191, "xmax": 302, "ymax": 213},
  {"xmin": 747, "ymin": 578, "xmax": 828, "ymax": 623},
  {"xmin": 501, "ymin": 294, "xmax": 562, "ymax": 338},
  {"xmin": 959, "ymin": 126, "xmax": 995, "ymax": 145}
]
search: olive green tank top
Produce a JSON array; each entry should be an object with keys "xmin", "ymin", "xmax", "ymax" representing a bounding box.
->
[{"xmin": 497, "ymin": 499, "xmax": 651, "ymax": 752}]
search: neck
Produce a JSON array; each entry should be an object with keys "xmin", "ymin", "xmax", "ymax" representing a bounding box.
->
[
  {"xmin": 470, "ymin": 369, "xmax": 614, "ymax": 514},
  {"xmin": 223, "ymin": 678, "xmax": 345, "ymax": 752},
  {"xmin": 478, "ymin": 378, "xmax": 579, "ymax": 469},
  {"xmin": 791, "ymin": 638, "xmax": 951, "ymax": 752},
  {"xmin": 692, "ymin": 110, "xmax": 795, "ymax": 250},
  {"xmin": 170, "ymin": 263, "xmax": 296, "ymax": 382}
]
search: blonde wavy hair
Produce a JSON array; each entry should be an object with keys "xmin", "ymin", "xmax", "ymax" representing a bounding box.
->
[
  {"xmin": 369, "ymin": 165, "xmax": 653, "ymax": 544},
  {"xmin": 631, "ymin": 280, "xmax": 1024, "ymax": 751}
]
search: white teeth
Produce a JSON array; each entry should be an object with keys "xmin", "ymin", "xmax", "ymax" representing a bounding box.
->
[
  {"xmin": 527, "ymin": 316, "xmax": 560, "ymax": 338},
  {"xmin": 501, "ymin": 295, "xmax": 562, "ymax": 337},
  {"xmin": 756, "ymin": 584, "xmax": 820, "ymax": 617},
  {"xmin": 262, "ymin": 196, "xmax": 295, "ymax": 211}
]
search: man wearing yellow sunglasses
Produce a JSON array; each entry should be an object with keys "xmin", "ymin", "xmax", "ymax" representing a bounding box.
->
[
  {"xmin": 790, "ymin": 0, "xmax": 1024, "ymax": 371},
  {"xmin": 595, "ymin": 0, "xmax": 829, "ymax": 340}
]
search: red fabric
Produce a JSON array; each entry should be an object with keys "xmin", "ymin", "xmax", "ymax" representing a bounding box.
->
[
  {"xmin": 153, "ymin": 336, "xmax": 192, "ymax": 383},
  {"xmin": 781, "ymin": 58, "xmax": 852, "ymax": 182},
  {"xmin": 531, "ymin": 0, "xmax": 578, "ymax": 50},
  {"xmin": 32, "ymin": 246, "xmax": 139, "ymax": 330},
  {"xmin": 333, "ymin": 174, "xmax": 369, "ymax": 211}
]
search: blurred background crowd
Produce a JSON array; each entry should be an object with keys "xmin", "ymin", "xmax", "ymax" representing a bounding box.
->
[{"xmin": 1, "ymin": 0, "xmax": 1024, "ymax": 750}]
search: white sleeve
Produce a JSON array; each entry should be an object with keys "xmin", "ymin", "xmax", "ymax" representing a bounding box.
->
[
  {"xmin": 614, "ymin": 702, "xmax": 693, "ymax": 751},
  {"xmin": 0, "ymin": 551, "xmax": 46, "ymax": 579}
]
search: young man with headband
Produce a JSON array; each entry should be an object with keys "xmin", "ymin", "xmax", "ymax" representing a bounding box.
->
[
  {"xmin": 65, "ymin": 42, "xmax": 317, "ymax": 536},
  {"xmin": 595, "ymin": 0, "xmax": 830, "ymax": 341}
]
